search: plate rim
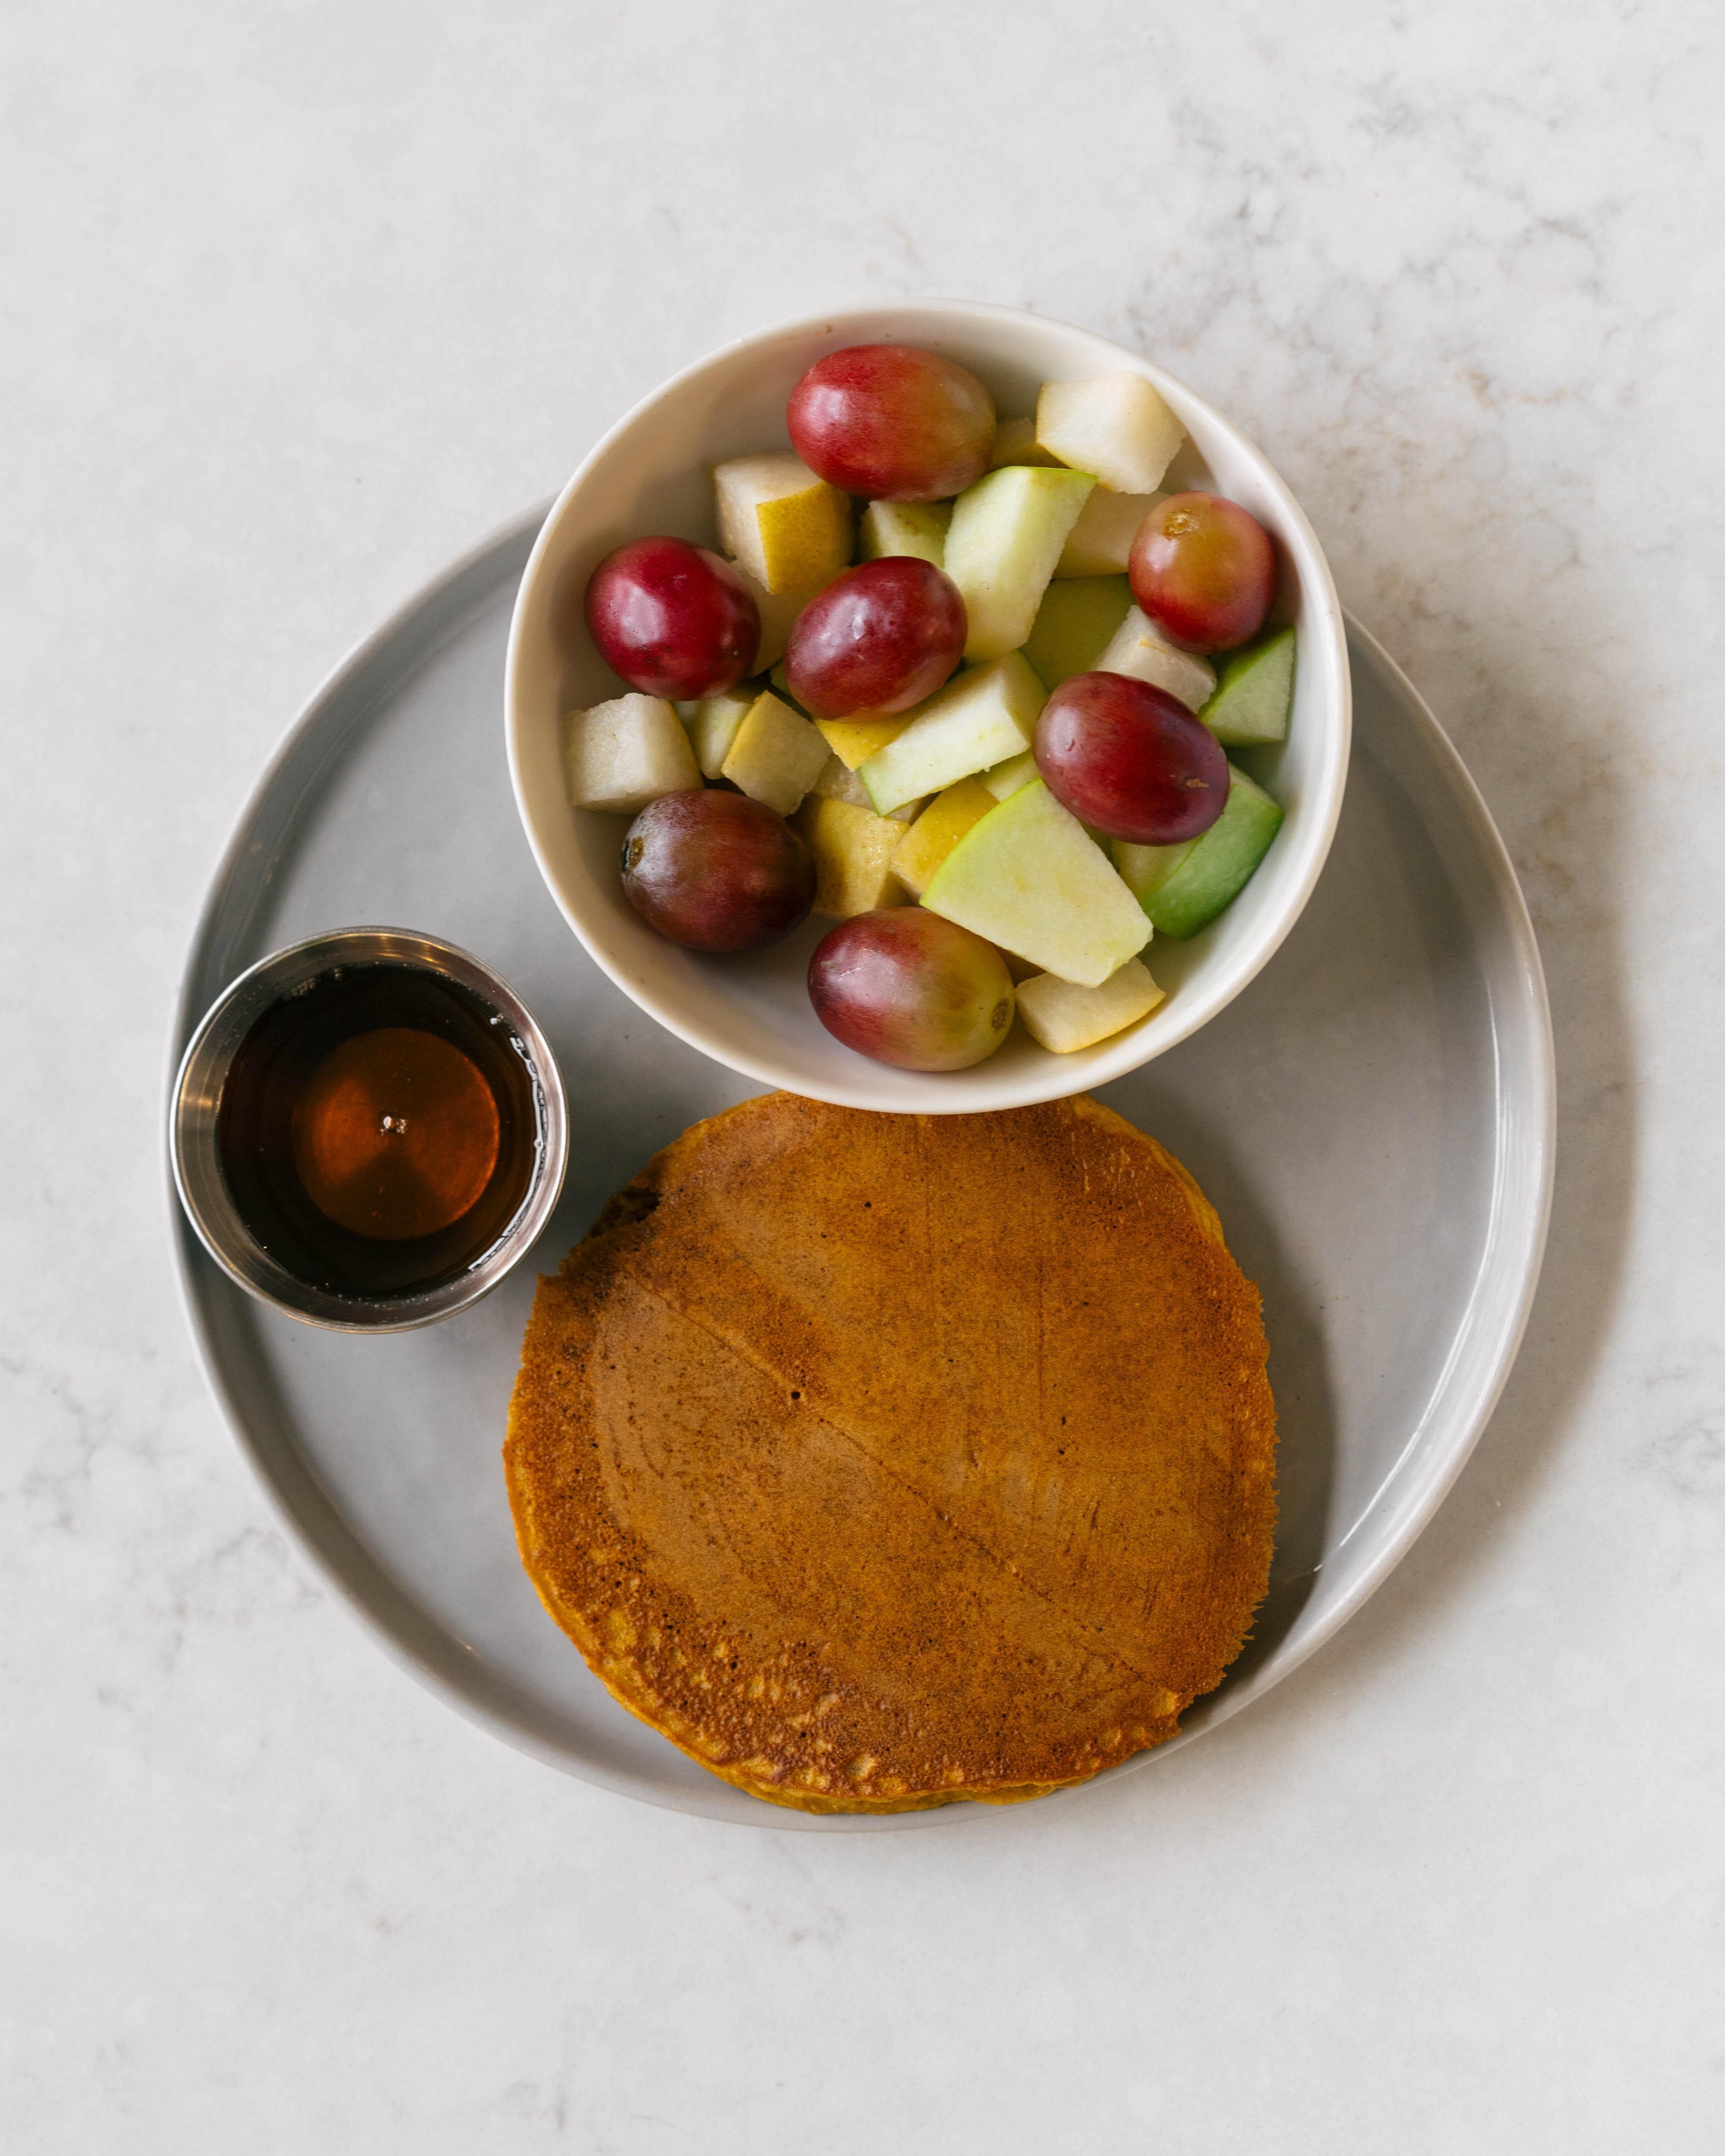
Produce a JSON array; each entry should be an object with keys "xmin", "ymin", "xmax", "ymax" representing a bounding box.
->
[{"xmin": 164, "ymin": 517, "xmax": 1555, "ymax": 1832}]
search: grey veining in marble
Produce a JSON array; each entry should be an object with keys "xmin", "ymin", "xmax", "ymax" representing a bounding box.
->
[{"xmin": 3, "ymin": 3, "xmax": 1722, "ymax": 2150}]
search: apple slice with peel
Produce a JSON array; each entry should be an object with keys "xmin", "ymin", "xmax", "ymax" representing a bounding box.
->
[
  {"xmin": 719, "ymin": 691, "xmax": 830, "ymax": 816},
  {"xmin": 1200, "ymin": 625, "xmax": 1296, "ymax": 746},
  {"xmin": 1055, "ymin": 490, "xmax": 1163, "ymax": 577},
  {"xmin": 858, "ymin": 500, "xmax": 951, "ymax": 568},
  {"xmin": 676, "ymin": 688, "xmax": 754, "ymax": 779},
  {"xmin": 1022, "ymin": 576, "xmax": 1132, "ymax": 690},
  {"xmin": 1016, "ymin": 957, "xmax": 1164, "ymax": 1052},
  {"xmin": 988, "ymin": 417, "xmax": 1064, "ymax": 470},
  {"xmin": 1036, "ymin": 373, "xmax": 1184, "ymax": 494},
  {"xmin": 794, "ymin": 796, "xmax": 912, "ymax": 917},
  {"xmin": 944, "ymin": 466, "xmax": 1095, "ymax": 660},
  {"xmin": 1096, "ymin": 604, "xmax": 1217, "ymax": 712},
  {"xmin": 1114, "ymin": 763, "xmax": 1284, "ymax": 937},
  {"xmin": 922, "ymin": 778, "xmax": 1150, "ymax": 987},
  {"xmin": 890, "ymin": 777, "xmax": 998, "ymax": 897},
  {"xmin": 562, "ymin": 694, "xmax": 700, "ymax": 813},
  {"xmin": 714, "ymin": 454, "xmax": 852, "ymax": 595},
  {"xmin": 858, "ymin": 652, "xmax": 1046, "ymax": 815}
]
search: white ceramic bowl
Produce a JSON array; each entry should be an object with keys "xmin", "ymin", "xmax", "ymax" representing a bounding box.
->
[{"xmin": 506, "ymin": 300, "xmax": 1350, "ymax": 1112}]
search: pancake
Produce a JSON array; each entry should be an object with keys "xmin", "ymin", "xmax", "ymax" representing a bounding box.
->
[{"xmin": 503, "ymin": 1092, "xmax": 1276, "ymax": 1812}]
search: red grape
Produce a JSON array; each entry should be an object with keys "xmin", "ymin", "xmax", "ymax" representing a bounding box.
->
[
  {"xmin": 1127, "ymin": 492, "xmax": 1275, "ymax": 654},
  {"xmin": 586, "ymin": 537, "xmax": 760, "ymax": 699},
  {"xmin": 1034, "ymin": 671, "xmax": 1229, "ymax": 844},
  {"xmin": 788, "ymin": 345, "xmax": 996, "ymax": 502},
  {"xmin": 621, "ymin": 791, "xmax": 813, "ymax": 952},
  {"xmin": 808, "ymin": 910, "xmax": 1014, "ymax": 1072},
  {"xmin": 785, "ymin": 558, "xmax": 966, "ymax": 718}
]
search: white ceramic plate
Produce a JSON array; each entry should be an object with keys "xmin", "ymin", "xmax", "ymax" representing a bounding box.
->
[
  {"xmin": 506, "ymin": 302, "xmax": 1351, "ymax": 1112},
  {"xmin": 169, "ymin": 511, "xmax": 1552, "ymax": 1831}
]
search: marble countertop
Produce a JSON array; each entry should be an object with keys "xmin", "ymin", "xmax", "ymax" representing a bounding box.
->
[{"xmin": 5, "ymin": 4, "xmax": 1722, "ymax": 2149}]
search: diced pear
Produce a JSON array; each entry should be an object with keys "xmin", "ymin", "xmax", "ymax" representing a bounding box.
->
[
  {"xmin": 977, "ymin": 747, "xmax": 1039, "ymax": 800},
  {"xmin": 1022, "ymin": 576, "xmax": 1132, "ymax": 690},
  {"xmin": 1119, "ymin": 764, "xmax": 1284, "ymax": 938},
  {"xmin": 794, "ymin": 796, "xmax": 910, "ymax": 918},
  {"xmin": 719, "ymin": 691, "xmax": 830, "ymax": 817},
  {"xmin": 1054, "ymin": 489, "xmax": 1163, "ymax": 577},
  {"xmin": 858, "ymin": 652, "xmax": 1046, "ymax": 815},
  {"xmin": 921, "ymin": 779, "xmax": 1150, "ymax": 987},
  {"xmin": 677, "ymin": 688, "xmax": 756, "ymax": 779},
  {"xmin": 988, "ymin": 416, "xmax": 1064, "ymax": 470},
  {"xmin": 859, "ymin": 500, "xmax": 951, "ymax": 567},
  {"xmin": 1035, "ymin": 373, "xmax": 1185, "ymax": 495},
  {"xmin": 815, "ymin": 712, "xmax": 913, "ymax": 770},
  {"xmin": 944, "ymin": 466, "xmax": 1096, "ymax": 661},
  {"xmin": 730, "ymin": 563, "xmax": 812, "ymax": 671},
  {"xmin": 1016, "ymin": 958, "xmax": 1165, "ymax": 1053},
  {"xmin": 890, "ymin": 778, "xmax": 999, "ymax": 898},
  {"xmin": 1200, "ymin": 625, "xmax": 1296, "ymax": 746},
  {"xmin": 714, "ymin": 453, "xmax": 852, "ymax": 595},
  {"xmin": 561, "ymin": 694, "xmax": 699, "ymax": 814},
  {"xmin": 1096, "ymin": 604, "xmax": 1216, "ymax": 712}
]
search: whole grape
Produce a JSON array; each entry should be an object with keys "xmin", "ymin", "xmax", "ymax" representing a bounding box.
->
[
  {"xmin": 1034, "ymin": 671, "xmax": 1229, "ymax": 844},
  {"xmin": 788, "ymin": 345, "xmax": 996, "ymax": 501},
  {"xmin": 808, "ymin": 909, "xmax": 1015, "ymax": 1071},
  {"xmin": 786, "ymin": 558, "xmax": 966, "ymax": 718},
  {"xmin": 586, "ymin": 537, "xmax": 760, "ymax": 699},
  {"xmin": 1127, "ymin": 492, "xmax": 1275, "ymax": 654},
  {"xmin": 621, "ymin": 791, "xmax": 813, "ymax": 951}
]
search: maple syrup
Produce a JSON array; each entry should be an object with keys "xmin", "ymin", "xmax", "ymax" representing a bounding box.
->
[{"xmin": 216, "ymin": 962, "xmax": 541, "ymax": 1299}]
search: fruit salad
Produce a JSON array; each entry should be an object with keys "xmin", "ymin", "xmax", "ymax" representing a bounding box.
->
[{"xmin": 561, "ymin": 346, "xmax": 1296, "ymax": 1074}]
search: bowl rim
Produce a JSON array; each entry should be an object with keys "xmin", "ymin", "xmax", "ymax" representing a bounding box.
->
[{"xmin": 505, "ymin": 298, "xmax": 1351, "ymax": 1110}]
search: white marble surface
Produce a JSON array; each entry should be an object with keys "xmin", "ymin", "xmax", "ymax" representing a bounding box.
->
[{"xmin": 4, "ymin": 3, "xmax": 1723, "ymax": 2147}]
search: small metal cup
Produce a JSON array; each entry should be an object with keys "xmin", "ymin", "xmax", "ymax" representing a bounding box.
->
[{"xmin": 169, "ymin": 928, "xmax": 568, "ymax": 1332}]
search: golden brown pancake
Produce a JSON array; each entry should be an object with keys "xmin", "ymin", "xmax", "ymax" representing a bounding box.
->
[{"xmin": 504, "ymin": 1093, "xmax": 1276, "ymax": 1812}]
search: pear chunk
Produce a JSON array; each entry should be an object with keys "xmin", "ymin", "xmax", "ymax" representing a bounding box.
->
[
  {"xmin": 890, "ymin": 777, "xmax": 998, "ymax": 898},
  {"xmin": 1022, "ymin": 576, "xmax": 1132, "ymax": 690},
  {"xmin": 1200, "ymin": 625, "xmax": 1296, "ymax": 746},
  {"xmin": 1054, "ymin": 489, "xmax": 1163, "ymax": 577},
  {"xmin": 1016, "ymin": 958, "xmax": 1165, "ymax": 1052},
  {"xmin": 562, "ymin": 694, "xmax": 699, "ymax": 813},
  {"xmin": 795, "ymin": 796, "xmax": 911, "ymax": 917},
  {"xmin": 921, "ymin": 778, "xmax": 1150, "ymax": 987},
  {"xmin": 1036, "ymin": 373, "xmax": 1185, "ymax": 495},
  {"xmin": 714, "ymin": 454, "xmax": 851, "ymax": 595},
  {"xmin": 858, "ymin": 652, "xmax": 1046, "ymax": 815},
  {"xmin": 729, "ymin": 564, "xmax": 812, "ymax": 671},
  {"xmin": 718, "ymin": 691, "xmax": 830, "ymax": 816},
  {"xmin": 944, "ymin": 466, "xmax": 1096, "ymax": 661},
  {"xmin": 858, "ymin": 500, "xmax": 951, "ymax": 568},
  {"xmin": 1095, "ymin": 604, "xmax": 1217, "ymax": 712}
]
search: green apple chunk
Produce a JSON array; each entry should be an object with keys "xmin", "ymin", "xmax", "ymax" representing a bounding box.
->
[
  {"xmin": 858, "ymin": 652, "xmax": 1045, "ymax": 815},
  {"xmin": 676, "ymin": 687, "xmax": 755, "ymax": 779},
  {"xmin": 858, "ymin": 499, "xmax": 951, "ymax": 568},
  {"xmin": 943, "ymin": 466, "xmax": 1096, "ymax": 661},
  {"xmin": 922, "ymin": 778, "xmax": 1151, "ymax": 987},
  {"xmin": 1021, "ymin": 575, "xmax": 1132, "ymax": 690},
  {"xmin": 1199, "ymin": 625, "xmax": 1297, "ymax": 746},
  {"xmin": 1117, "ymin": 764, "xmax": 1284, "ymax": 938},
  {"xmin": 977, "ymin": 746, "xmax": 1039, "ymax": 800}
]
